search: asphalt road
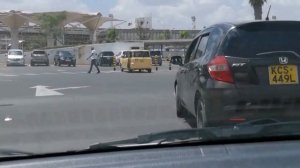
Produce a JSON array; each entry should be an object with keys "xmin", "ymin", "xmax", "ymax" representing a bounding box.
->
[{"xmin": 0, "ymin": 63, "xmax": 189, "ymax": 154}]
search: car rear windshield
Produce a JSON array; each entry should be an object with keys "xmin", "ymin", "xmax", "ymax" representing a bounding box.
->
[
  {"xmin": 102, "ymin": 51, "xmax": 114, "ymax": 56},
  {"xmin": 33, "ymin": 51, "xmax": 46, "ymax": 55},
  {"xmin": 222, "ymin": 23, "xmax": 300, "ymax": 58},
  {"xmin": 150, "ymin": 51, "xmax": 161, "ymax": 56},
  {"xmin": 8, "ymin": 51, "xmax": 23, "ymax": 55},
  {"xmin": 59, "ymin": 51, "xmax": 73, "ymax": 57},
  {"xmin": 132, "ymin": 51, "xmax": 150, "ymax": 57}
]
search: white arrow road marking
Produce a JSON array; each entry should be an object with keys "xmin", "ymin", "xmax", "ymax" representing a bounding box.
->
[
  {"xmin": 30, "ymin": 85, "xmax": 63, "ymax": 97},
  {"xmin": 52, "ymin": 86, "xmax": 89, "ymax": 91},
  {"xmin": 30, "ymin": 85, "xmax": 89, "ymax": 97}
]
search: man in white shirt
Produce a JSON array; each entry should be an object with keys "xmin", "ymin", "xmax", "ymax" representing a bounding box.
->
[{"xmin": 87, "ymin": 47, "xmax": 100, "ymax": 74}]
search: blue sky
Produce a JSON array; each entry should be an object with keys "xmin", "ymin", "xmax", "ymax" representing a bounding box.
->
[
  {"xmin": 1, "ymin": 0, "xmax": 300, "ymax": 29},
  {"xmin": 84, "ymin": 0, "xmax": 117, "ymax": 15}
]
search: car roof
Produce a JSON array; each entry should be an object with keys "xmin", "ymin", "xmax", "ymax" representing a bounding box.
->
[
  {"xmin": 129, "ymin": 50, "xmax": 149, "ymax": 52},
  {"xmin": 32, "ymin": 50, "xmax": 45, "ymax": 52},
  {"xmin": 8, "ymin": 49, "xmax": 23, "ymax": 52},
  {"xmin": 205, "ymin": 20, "xmax": 300, "ymax": 31}
]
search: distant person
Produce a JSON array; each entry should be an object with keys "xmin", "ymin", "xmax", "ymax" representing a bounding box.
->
[{"xmin": 87, "ymin": 47, "xmax": 100, "ymax": 74}]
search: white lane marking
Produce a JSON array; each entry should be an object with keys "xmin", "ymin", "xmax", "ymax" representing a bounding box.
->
[
  {"xmin": 57, "ymin": 69, "xmax": 66, "ymax": 72},
  {"xmin": 61, "ymin": 72, "xmax": 76, "ymax": 74},
  {"xmin": 23, "ymin": 73, "xmax": 40, "ymax": 76},
  {"xmin": 30, "ymin": 85, "xmax": 89, "ymax": 97},
  {"xmin": 4, "ymin": 116, "xmax": 12, "ymax": 122},
  {"xmin": 0, "ymin": 73, "xmax": 18, "ymax": 77}
]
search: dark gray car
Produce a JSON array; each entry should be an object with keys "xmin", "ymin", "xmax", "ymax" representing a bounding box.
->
[
  {"xmin": 54, "ymin": 51, "xmax": 76, "ymax": 67},
  {"xmin": 175, "ymin": 21, "xmax": 300, "ymax": 128},
  {"xmin": 30, "ymin": 50, "xmax": 49, "ymax": 66}
]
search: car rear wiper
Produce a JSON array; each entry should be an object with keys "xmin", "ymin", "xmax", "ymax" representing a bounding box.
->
[{"xmin": 88, "ymin": 128, "xmax": 218, "ymax": 151}]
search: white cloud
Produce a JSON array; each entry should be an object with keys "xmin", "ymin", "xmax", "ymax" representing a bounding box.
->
[
  {"xmin": 110, "ymin": 0, "xmax": 255, "ymax": 29},
  {"xmin": 110, "ymin": 0, "xmax": 300, "ymax": 29},
  {"xmin": 0, "ymin": 0, "xmax": 90, "ymax": 13},
  {"xmin": 1, "ymin": 0, "xmax": 300, "ymax": 29}
]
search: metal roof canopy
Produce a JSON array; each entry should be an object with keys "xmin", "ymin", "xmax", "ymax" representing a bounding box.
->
[{"xmin": 0, "ymin": 10, "xmax": 122, "ymax": 48}]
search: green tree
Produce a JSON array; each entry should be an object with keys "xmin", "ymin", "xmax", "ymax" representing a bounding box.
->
[
  {"xmin": 159, "ymin": 30, "xmax": 171, "ymax": 40},
  {"xmin": 106, "ymin": 28, "xmax": 118, "ymax": 42},
  {"xmin": 249, "ymin": 0, "xmax": 267, "ymax": 20},
  {"xmin": 180, "ymin": 30, "xmax": 190, "ymax": 39},
  {"xmin": 38, "ymin": 12, "xmax": 66, "ymax": 46}
]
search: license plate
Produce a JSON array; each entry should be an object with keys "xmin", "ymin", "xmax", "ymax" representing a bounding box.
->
[{"xmin": 268, "ymin": 65, "xmax": 299, "ymax": 85}]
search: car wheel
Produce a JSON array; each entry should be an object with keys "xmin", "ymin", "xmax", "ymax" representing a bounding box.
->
[
  {"xmin": 68, "ymin": 64, "xmax": 71, "ymax": 67},
  {"xmin": 58, "ymin": 61, "xmax": 61, "ymax": 66},
  {"xmin": 121, "ymin": 68, "xmax": 124, "ymax": 72},
  {"xmin": 147, "ymin": 69, "xmax": 152, "ymax": 73},
  {"xmin": 139, "ymin": 69, "xmax": 141, "ymax": 72},
  {"xmin": 175, "ymin": 84, "xmax": 185, "ymax": 118},
  {"xmin": 195, "ymin": 95, "xmax": 208, "ymax": 128}
]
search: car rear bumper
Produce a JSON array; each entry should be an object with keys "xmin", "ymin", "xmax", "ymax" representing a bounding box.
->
[
  {"xmin": 203, "ymin": 85, "xmax": 300, "ymax": 126},
  {"xmin": 59, "ymin": 60, "xmax": 75, "ymax": 65},
  {"xmin": 31, "ymin": 60, "xmax": 48, "ymax": 64},
  {"xmin": 7, "ymin": 60, "xmax": 25, "ymax": 65}
]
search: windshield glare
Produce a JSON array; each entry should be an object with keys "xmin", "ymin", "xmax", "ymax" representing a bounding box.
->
[
  {"xmin": 8, "ymin": 51, "xmax": 22, "ymax": 55},
  {"xmin": 1, "ymin": 0, "xmax": 300, "ymax": 158}
]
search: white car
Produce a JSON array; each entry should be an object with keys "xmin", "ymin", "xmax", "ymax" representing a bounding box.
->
[{"xmin": 6, "ymin": 49, "xmax": 26, "ymax": 66}]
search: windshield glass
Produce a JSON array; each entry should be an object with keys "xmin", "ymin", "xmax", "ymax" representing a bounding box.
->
[
  {"xmin": 8, "ymin": 51, "xmax": 22, "ymax": 55},
  {"xmin": 59, "ymin": 51, "xmax": 72, "ymax": 57},
  {"xmin": 101, "ymin": 51, "xmax": 114, "ymax": 56},
  {"xmin": 150, "ymin": 51, "xmax": 161, "ymax": 56},
  {"xmin": 32, "ymin": 51, "xmax": 46, "ymax": 55},
  {"xmin": 222, "ymin": 27, "xmax": 300, "ymax": 57},
  {"xmin": 132, "ymin": 51, "xmax": 150, "ymax": 57},
  {"xmin": 2, "ymin": 0, "xmax": 300, "ymax": 159}
]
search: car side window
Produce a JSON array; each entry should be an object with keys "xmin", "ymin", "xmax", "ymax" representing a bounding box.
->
[
  {"xmin": 184, "ymin": 37, "xmax": 200, "ymax": 64},
  {"xmin": 194, "ymin": 34, "xmax": 209, "ymax": 60}
]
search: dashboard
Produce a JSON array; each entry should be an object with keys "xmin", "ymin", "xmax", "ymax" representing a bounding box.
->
[{"xmin": 1, "ymin": 140, "xmax": 300, "ymax": 168}]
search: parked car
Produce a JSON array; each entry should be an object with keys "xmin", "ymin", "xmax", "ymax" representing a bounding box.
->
[
  {"xmin": 30, "ymin": 50, "xmax": 49, "ymax": 66},
  {"xmin": 54, "ymin": 50, "xmax": 76, "ymax": 67},
  {"xmin": 6, "ymin": 49, "xmax": 25, "ymax": 66},
  {"xmin": 175, "ymin": 21, "xmax": 300, "ymax": 128},
  {"xmin": 98, "ymin": 51, "xmax": 115, "ymax": 66},
  {"xmin": 150, "ymin": 51, "xmax": 162, "ymax": 66}
]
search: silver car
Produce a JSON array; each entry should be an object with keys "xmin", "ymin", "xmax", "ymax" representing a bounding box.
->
[{"xmin": 6, "ymin": 49, "xmax": 26, "ymax": 66}]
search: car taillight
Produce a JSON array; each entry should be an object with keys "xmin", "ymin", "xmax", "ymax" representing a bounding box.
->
[{"xmin": 208, "ymin": 55, "xmax": 234, "ymax": 83}]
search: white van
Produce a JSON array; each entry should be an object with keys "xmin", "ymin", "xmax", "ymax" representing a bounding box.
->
[{"xmin": 6, "ymin": 49, "xmax": 25, "ymax": 66}]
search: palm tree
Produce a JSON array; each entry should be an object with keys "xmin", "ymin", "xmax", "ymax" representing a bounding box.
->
[{"xmin": 249, "ymin": 0, "xmax": 267, "ymax": 20}]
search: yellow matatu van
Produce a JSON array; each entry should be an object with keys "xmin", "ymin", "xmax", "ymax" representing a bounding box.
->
[{"xmin": 120, "ymin": 50, "xmax": 152, "ymax": 73}]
